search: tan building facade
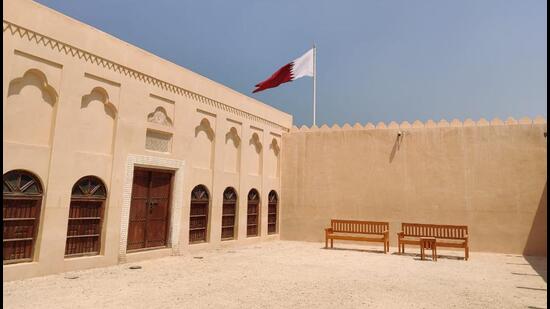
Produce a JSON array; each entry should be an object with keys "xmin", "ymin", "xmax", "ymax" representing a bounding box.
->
[
  {"xmin": 3, "ymin": 0, "xmax": 291, "ymax": 281},
  {"xmin": 3, "ymin": 0, "xmax": 547, "ymax": 282}
]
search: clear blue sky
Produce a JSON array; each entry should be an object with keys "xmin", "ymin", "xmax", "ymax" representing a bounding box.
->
[{"xmin": 36, "ymin": 0, "xmax": 547, "ymax": 126}]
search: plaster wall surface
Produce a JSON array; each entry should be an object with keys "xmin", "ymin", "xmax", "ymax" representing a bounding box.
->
[{"xmin": 281, "ymin": 122, "xmax": 547, "ymax": 255}]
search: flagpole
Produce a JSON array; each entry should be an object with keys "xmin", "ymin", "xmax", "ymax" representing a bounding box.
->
[{"xmin": 313, "ymin": 43, "xmax": 317, "ymax": 127}]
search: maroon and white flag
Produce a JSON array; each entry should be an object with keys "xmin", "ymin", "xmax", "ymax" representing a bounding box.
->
[{"xmin": 253, "ymin": 48, "xmax": 314, "ymax": 93}]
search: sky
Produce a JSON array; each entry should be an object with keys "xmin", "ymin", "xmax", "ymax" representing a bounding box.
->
[{"xmin": 36, "ymin": 0, "xmax": 547, "ymax": 127}]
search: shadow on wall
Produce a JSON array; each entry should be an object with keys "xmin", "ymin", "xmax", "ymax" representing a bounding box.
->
[
  {"xmin": 81, "ymin": 87, "xmax": 116, "ymax": 119},
  {"xmin": 195, "ymin": 118, "xmax": 214, "ymax": 141},
  {"xmin": 389, "ymin": 134, "xmax": 402, "ymax": 163},
  {"xmin": 524, "ymin": 182, "xmax": 547, "ymax": 256},
  {"xmin": 8, "ymin": 69, "xmax": 57, "ymax": 105},
  {"xmin": 249, "ymin": 133, "xmax": 262, "ymax": 154},
  {"xmin": 523, "ymin": 182, "xmax": 547, "ymax": 282},
  {"xmin": 524, "ymin": 255, "xmax": 547, "ymax": 283}
]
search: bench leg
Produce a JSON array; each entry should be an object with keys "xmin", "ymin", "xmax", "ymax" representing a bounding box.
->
[
  {"xmin": 465, "ymin": 247, "xmax": 469, "ymax": 261},
  {"xmin": 325, "ymin": 237, "xmax": 328, "ymax": 249},
  {"xmin": 330, "ymin": 239, "xmax": 333, "ymax": 248}
]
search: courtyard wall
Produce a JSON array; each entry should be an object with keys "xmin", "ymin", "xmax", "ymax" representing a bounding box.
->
[{"xmin": 281, "ymin": 119, "xmax": 547, "ymax": 255}]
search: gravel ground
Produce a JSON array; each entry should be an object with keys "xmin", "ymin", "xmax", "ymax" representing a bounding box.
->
[{"xmin": 3, "ymin": 241, "xmax": 547, "ymax": 309}]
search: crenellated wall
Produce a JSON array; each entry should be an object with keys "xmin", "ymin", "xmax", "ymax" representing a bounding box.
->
[
  {"xmin": 281, "ymin": 117, "xmax": 547, "ymax": 255},
  {"xmin": 291, "ymin": 116, "xmax": 547, "ymax": 132}
]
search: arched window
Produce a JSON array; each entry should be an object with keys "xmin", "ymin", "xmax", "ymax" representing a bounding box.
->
[
  {"xmin": 65, "ymin": 176, "xmax": 107, "ymax": 257},
  {"xmin": 221, "ymin": 187, "xmax": 237, "ymax": 240},
  {"xmin": 247, "ymin": 189, "xmax": 260, "ymax": 237},
  {"xmin": 268, "ymin": 191, "xmax": 278, "ymax": 235},
  {"xmin": 189, "ymin": 185, "xmax": 209, "ymax": 243},
  {"xmin": 3, "ymin": 170, "xmax": 43, "ymax": 264}
]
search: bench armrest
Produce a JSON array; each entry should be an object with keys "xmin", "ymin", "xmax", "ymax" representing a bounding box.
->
[
  {"xmin": 397, "ymin": 231, "xmax": 404, "ymax": 238},
  {"xmin": 325, "ymin": 228, "xmax": 333, "ymax": 233}
]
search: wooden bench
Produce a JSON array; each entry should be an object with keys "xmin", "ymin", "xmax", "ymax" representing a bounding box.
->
[
  {"xmin": 325, "ymin": 219, "xmax": 390, "ymax": 253},
  {"xmin": 397, "ymin": 223, "xmax": 469, "ymax": 260}
]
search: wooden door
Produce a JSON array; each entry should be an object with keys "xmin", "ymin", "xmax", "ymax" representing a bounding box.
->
[
  {"xmin": 146, "ymin": 172, "xmax": 171, "ymax": 247},
  {"xmin": 127, "ymin": 168, "xmax": 172, "ymax": 251}
]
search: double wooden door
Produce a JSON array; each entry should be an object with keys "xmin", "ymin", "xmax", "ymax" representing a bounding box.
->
[{"xmin": 127, "ymin": 168, "xmax": 172, "ymax": 251}]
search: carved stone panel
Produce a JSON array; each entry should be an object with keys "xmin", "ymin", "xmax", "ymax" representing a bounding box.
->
[
  {"xmin": 145, "ymin": 129, "xmax": 172, "ymax": 153},
  {"xmin": 147, "ymin": 106, "xmax": 173, "ymax": 128}
]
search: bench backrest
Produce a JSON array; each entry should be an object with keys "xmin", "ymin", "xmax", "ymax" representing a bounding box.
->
[
  {"xmin": 331, "ymin": 219, "xmax": 389, "ymax": 235},
  {"xmin": 401, "ymin": 223, "xmax": 468, "ymax": 239}
]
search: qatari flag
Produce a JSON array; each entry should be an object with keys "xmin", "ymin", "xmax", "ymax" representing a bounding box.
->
[{"xmin": 253, "ymin": 48, "xmax": 314, "ymax": 93}]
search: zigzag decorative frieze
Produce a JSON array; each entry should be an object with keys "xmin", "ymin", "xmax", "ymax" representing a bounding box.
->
[
  {"xmin": 291, "ymin": 116, "xmax": 547, "ymax": 132},
  {"xmin": 3, "ymin": 21, "xmax": 289, "ymax": 132}
]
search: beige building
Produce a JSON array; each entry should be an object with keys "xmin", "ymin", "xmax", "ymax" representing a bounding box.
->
[
  {"xmin": 3, "ymin": 0, "xmax": 547, "ymax": 282},
  {"xmin": 3, "ymin": 0, "xmax": 291, "ymax": 281}
]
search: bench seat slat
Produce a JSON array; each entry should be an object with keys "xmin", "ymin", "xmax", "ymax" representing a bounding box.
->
[
  {"xmin": 400, "ymin": 239, "xmax": 467, "ymax": 249},
  {"xmin": 327, "ymin": 234, "xmax": 386, "ymax": 242}
]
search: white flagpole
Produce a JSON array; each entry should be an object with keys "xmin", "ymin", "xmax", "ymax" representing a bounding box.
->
[{"xmin": 313, "ymin": 43, "xmax": 317, "ymax": 127}]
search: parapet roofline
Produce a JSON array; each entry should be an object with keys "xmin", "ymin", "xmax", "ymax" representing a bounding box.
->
[
  {"xmin": 5, "ymin": 0, "xmax": 291, "ymax": 127},
  {"xmin": 292, "ymin": 116, "xmax": 547, "ymax": 132}
]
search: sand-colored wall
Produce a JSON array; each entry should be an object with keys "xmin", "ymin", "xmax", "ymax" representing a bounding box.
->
[
  {"xmin": 3, "ymin": 0, "xmax": 290, "ymax": 281},
  {"xmin": 281, "ymin": 120, "xmax": 547, "ymax": 255}
]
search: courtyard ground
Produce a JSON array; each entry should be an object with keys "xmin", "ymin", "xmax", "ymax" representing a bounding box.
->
[{"xmin": 3, "ymin": 241, "xmax": 547, "ymax": 309}]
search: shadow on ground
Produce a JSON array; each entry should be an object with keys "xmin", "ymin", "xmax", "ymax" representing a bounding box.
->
[
  {"xmin": 322, "ymin": 247, "xmax": 386, "ymax": 254},
  {"xmin": 321, "ymin": 247, "xmax": 467, "ymax": 260},
  {"xmin": 391, "ymin": 252, "xmax": 465, "ymax": 261}
]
